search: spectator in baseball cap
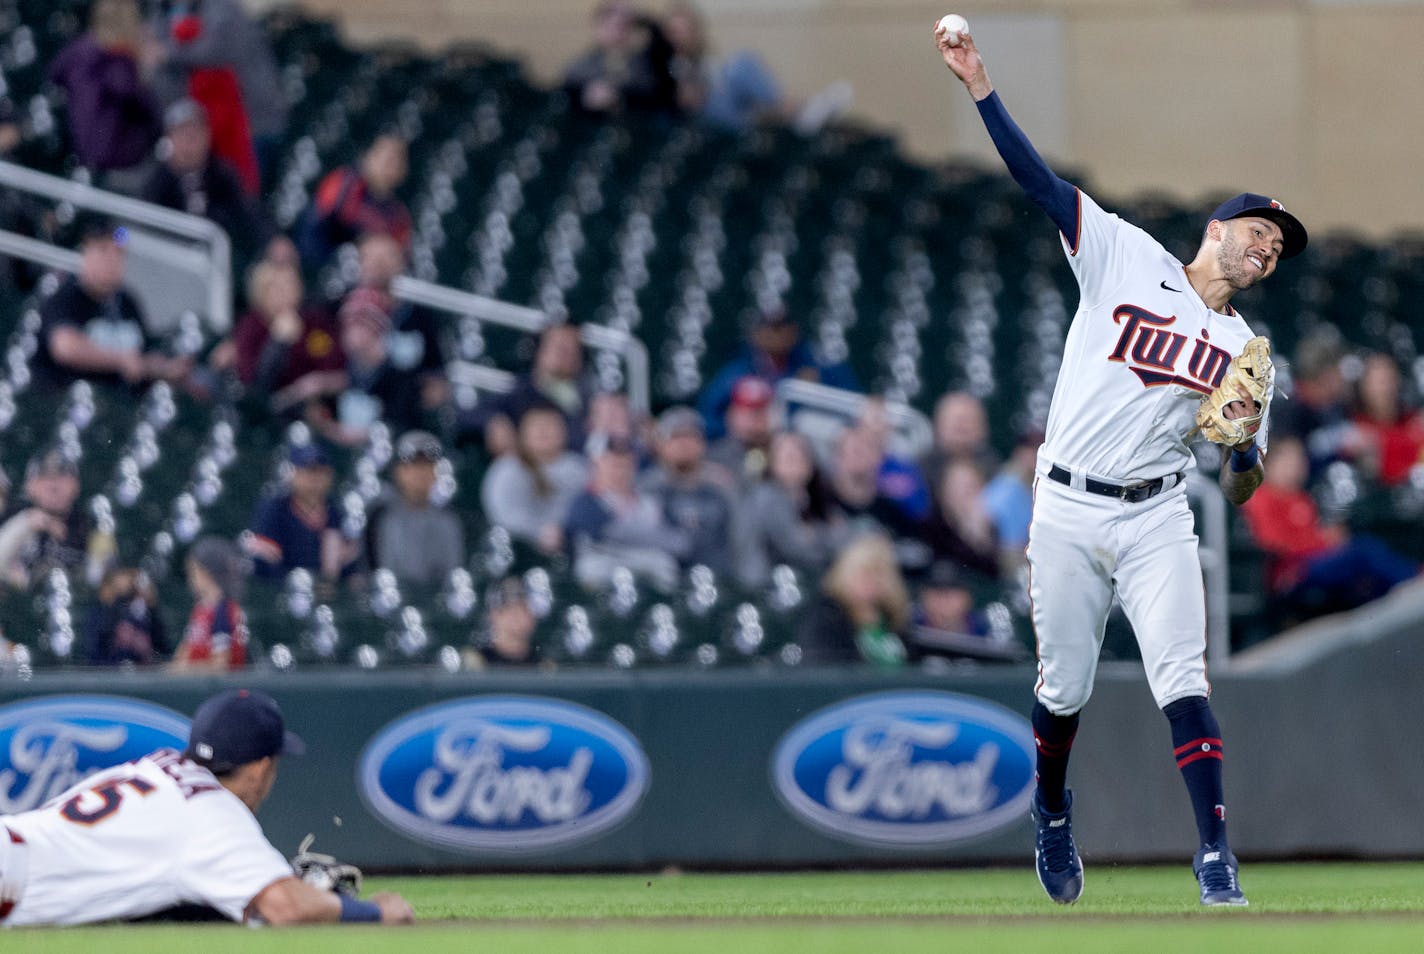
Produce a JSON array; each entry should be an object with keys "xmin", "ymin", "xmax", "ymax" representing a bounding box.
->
[
  {"xmin": 306, "ymin": 288, "xmax": 422, "ymax": 446},
  {"xmin": 244, "ymin": 443, "xmax": 357, "ymax": 584},
  {"xmin": 367, "ymin": 431, "xmax": 465, "ymax": 589},
  {"xmin": 0, "ymin": 448, "xmax": 106, "ymax": 587},
  {"xmin": 642, "ymin": 405, "xmax": 759, "ymax": 584},
  {"xmin": 697, "ymin": 306, "xmax": 859, "ymax": 439},
  {"xmin": 707, "ymin": 376, "xmax": 777, "ymax": 484}
]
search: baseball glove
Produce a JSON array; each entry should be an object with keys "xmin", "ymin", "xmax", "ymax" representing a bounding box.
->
[
  {"xmin": 291, "ymin": 834, "xmax": 363, "ymax": 896},
  {"xmin": 1194, "ymin": 336, "xmax": 1272, "ymax": 448}
]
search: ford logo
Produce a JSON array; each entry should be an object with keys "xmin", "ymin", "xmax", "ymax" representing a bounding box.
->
[
  {"xmin": 771, "ymin": 691, "xmax": 1035, "ymax": 847},
  {"xmin": 358, "ymin": 696, "xmax": 650, "ymax": 853},
  {"xmin": 0, "ymin": 695, "xmax": 191, "ymax": 814}
]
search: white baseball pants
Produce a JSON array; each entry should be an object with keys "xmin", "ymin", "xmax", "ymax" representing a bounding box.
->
[{"xmin": 1027, "ymin": 468, "xmax": 1209, "ymax": 714}]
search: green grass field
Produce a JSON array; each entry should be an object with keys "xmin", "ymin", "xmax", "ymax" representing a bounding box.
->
[{"xmin": 16, "ymin": 863, "xmax": 1424, "ymax": 953}]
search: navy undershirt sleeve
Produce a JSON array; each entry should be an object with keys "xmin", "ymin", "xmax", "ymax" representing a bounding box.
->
[{"xmin": 975, "ymin": 91, "xmax": 1079, "ymax": 247}]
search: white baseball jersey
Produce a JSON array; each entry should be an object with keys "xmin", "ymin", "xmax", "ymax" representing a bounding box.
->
[
  {"xmin": 1, "ymin": 748, "xmax": 293, "ymax": 927},
  {"xmin": 1040, "ymin": 190, "xmax": 1265, "ymax": 482}
]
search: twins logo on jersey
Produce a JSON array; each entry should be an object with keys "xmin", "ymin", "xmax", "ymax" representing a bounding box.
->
[
  {"xmin": 1108, "ymin": 306, "xmax": 1233, "ymax": 395},
  {"xmin": 0, "ymin": 695, "xmax": 190, "ymax": 814}
]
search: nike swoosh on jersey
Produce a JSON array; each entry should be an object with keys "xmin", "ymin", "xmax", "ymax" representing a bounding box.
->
[{"xmin": 1160, "ymin": 280, "xmax": 1182, "ymax": 292}]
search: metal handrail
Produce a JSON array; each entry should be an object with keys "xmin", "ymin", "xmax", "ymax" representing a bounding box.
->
[
  {"xmin": 391, "ymin": 275, "xmax": 650, "ymax": 415},
  {"xmin": 0, "ymin": 228, "xmax": 81, "ymax": 273},
  {"xmin": 0, "ymin": 159, "xmax": 232, "ymax": 330},
  {"xmin": 1188, "ymin": 471, "xmax": 1232, "ymax": 668},
  {"xmin": 773, "ymin": 378, "xmax": 935, "ymax": 458}
]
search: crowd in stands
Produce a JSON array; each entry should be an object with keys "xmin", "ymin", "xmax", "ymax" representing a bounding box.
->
[{"xmin": 0, "ymin": 1, "xmax": 1420, "ymax": 672}]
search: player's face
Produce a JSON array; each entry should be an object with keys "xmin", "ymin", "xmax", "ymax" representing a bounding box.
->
[{"xmin": 1215, "ymin": 217, "xmax": 1283, "ymax": 290}]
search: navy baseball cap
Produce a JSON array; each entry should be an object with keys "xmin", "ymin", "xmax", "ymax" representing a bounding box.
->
[
  {"xmin": 1207, "ymin": 193, "xmax": 1308, "ymax": 260},
  {"xmin": 288, "ymin": 443, "xmax": 330, "ymax": 469},
  {"xmin": 185, "ymin": 688, "xmax": 305, "ymax": 773}
]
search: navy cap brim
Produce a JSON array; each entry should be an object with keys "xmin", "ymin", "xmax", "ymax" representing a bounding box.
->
[{"xmin": 281, "ymin": 730, "xmax": 306, "ymax": 757}]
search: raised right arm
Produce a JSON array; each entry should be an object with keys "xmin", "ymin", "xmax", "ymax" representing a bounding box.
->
[{"xmin": 934, "ymin": 21, "xmax": 1079, "ymax": 244}]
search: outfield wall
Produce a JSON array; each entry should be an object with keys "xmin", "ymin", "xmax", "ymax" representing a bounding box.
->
[{"xmin": 0, "ymin": 609, "xmax": 1419, "ymax": 869}]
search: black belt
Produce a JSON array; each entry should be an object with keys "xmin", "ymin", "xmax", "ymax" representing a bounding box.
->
[{"xmin": 1048, "ymin": 465, "xmax": 1182, "ymax": 503}]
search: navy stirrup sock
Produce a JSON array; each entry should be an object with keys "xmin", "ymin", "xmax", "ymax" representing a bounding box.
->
[
  {"xmin": 1164, "ymin": 696, "xmax": 1228, "ymax": 848},
  {"xmin": 1031, "ymin": 702, "xmax": 1080, "ymax": 814}
]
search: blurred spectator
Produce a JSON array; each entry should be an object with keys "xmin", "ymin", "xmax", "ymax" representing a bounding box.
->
[
  {"xmin": 463, "ymin": 576, "xmax": 543, "ymax": 669},
  {"xmin": 479, "ymin": 323, "xmax": 593, "ymax": 456},
  {"xmin": 219, "ymin": 260, "xmax": 344, "ymax": 410},
  {"xmin": 0, "ymin": 451, "xmax": 107, "ymax": 588},
  {"xmin": 798, "ymin": 534, "xmax": 912, "ymax": 666},
  {"xmin": 584, "ymin": 390, "xmax": 651, "ymax": 462},
  {"xmin": 0, "ymin": 97, "xmax": 19, "ymax": 157},
  {"xmin": 140, "ymin": 99, "xmax": 277, "ymax": 271},
  {"xmin": 150, "ymin": 0, "xmax": 260, "ymax": 195},
  {"xmin": 910, "ymin": 560, "xmax": 986, "ymax": 637},
  {"xmin": 307, "ymin": 288, "xmax": 423, "ymax": 446},
  {"xmin": 565, "ymin": 434, "xmax": 689, "ymax": 591},
  {"xmin": 981, "ymin": 430, "xmax": 1041, "ymax": 566},
  {"xmin": 908, "ymin": 561, "xmax": 1023, "ymax": 662},
  {"xmin": 341, "ymin": 232, "xmax": 448, "ymax": 410},
  {"xmin": 149, "ymin": 0, "xmax": 287, "ymax": 187},
  {"xmin": 369, "ymin": 431, "xmax": 464, "ymax": 589},
  {"xmin": 828, "ymin": 425, "xmax": 918, "ymax": 539},
  {"xmin": 919, "ymin": 459, "xmax": 1000, "ymax": 579},
  {"xmin": 83, "ymin": 566, "xmax": 168, "ymax": 666},
  {"xmin": 481, "ymin": 404, "xmax": 589, "ymax": 555},
  {"xmin": 1273, "ymin": 330, "xmax": 1366, "ymax": 482},
  {"xmin": 1352, "ymin": 353, "xmax": 1424, "ymax": 485},
  {"xmin": 663, "ymin": 2, "xmax": 850, "ymax": 135},
  {"xmin": 698, "ymin": 308, "xmax": 858, "ymax": 439},
  {"xmin": 48, "ymin": 0, "xmax": 162, "ymax": 189},
  {"xmin": 244, "ymin": 445, "xmax": 356, "ymax": 583},
  {"xmin": 858, "ymin": 396, "xmax": 932, "ymax": 523},
  {"xmin": 924, "ymin": 390, "xmax": 999, "ymax": 486},
  {"xmin": 745, "ymin": 430, "xmax": 845, "ymax": 577},
  {"xmin": 33, "ymin": 219, "xmax": 191, "ymax": 391},
  {"xmin": 706, "ymin": 376, "xmax": 776, "ymax": 484},
  {"xmin": 641, "ymin": 406, "xmax": 747, "ymax": 580},
  {"xmin": 297, "ymin": 134, "xmax": 411, "ymax": 268},
  {"xmin": 1241, "ymin": 437, "xmax": 1417, "ymax": 617},
  {"xmin": 563, "ymin": 2, "xmax": 679, "ymax": 117},
  {"xmin": 170, "ymin": 536, "xmax": 248, "ymax": 671}
]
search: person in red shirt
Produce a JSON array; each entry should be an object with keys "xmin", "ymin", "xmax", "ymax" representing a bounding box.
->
[
  {"xmin": 296, "ymin": 135, "xmax": 412, "ymax": 268},
  {"xmin": 1241, "ymin": 437, "xmax": 1416, "ymax": 613},
  {"xmin": 1352, "ymin": 352, "xmax": 1424, "ymax": 486},
  {"xmin": 171, "ymin": 536, "xmax": 249, "ymax": 671}
]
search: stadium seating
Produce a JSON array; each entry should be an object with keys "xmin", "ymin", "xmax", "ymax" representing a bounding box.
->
[{"xmin": 2, "ymin": 6, "xmax": 1422, "ymax": 670}]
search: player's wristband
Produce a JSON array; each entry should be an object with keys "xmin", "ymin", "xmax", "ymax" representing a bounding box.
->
[
  {"xmin": 338, "ymin": 895, "xmax": 382, "ymax": 923},
  {"xmin": 1230, "ymin": 444, "xmax": 1260, "ymax": 472}
]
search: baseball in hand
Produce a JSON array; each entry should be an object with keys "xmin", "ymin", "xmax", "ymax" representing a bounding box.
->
[{"xmin": 938, "ymin": 13, "xmax": 969, "ymax": 46}]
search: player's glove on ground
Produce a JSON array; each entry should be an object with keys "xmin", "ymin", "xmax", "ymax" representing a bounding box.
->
[
  {"xmin": 291, "ymin": 834, "xmax": 364, "ymax": 896},
  {"xmin": 1195, "ymin": 335, "xmax": 1271, "ymax": 448}
]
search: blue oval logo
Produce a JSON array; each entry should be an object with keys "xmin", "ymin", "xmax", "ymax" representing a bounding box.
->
[
  {"xmin": 771, "ymin": 691, "xmax": 1035, "ymax": 847},
  {"xmin": 358, "ymin": 696, "xmax": 650, "ymax": 853},
  {"xmin": 0, "ymin": 695, "xmax": 191, "ymax": 814}
]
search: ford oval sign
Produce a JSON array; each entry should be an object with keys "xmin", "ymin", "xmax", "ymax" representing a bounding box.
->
[
  {"xmin": 358, "ymin": 696, "xmax": 650, "ymax": 853},
  {"xmin": 771, "ymin": 691, "xmax": 1035, "ymax": 847},
  {"xmin": 0, "ymin": 695, "xmax": 191, "ymax": 814}
]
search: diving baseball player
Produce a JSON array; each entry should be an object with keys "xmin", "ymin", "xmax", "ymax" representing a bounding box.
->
[
  {"xmin": 934, "ymin": 18, "xmax": 1306, "ymax": 906},
  {"xmin": 0, "ymin": 689, "xmax": 414, "ymax": 927}
]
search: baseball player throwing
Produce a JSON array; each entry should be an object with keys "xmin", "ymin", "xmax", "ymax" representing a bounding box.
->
[
  {"xmin": 0, "ymin": 689, "xmax": 414, "ymax": 927},
  {"xmin": 934, "ymin": 17, "xmax": 1306, "ymax": 906}
]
